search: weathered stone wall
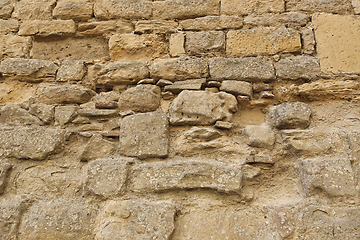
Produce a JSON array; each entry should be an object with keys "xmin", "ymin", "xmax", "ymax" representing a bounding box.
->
[{"xmin": 0, "ymin": 0, "xmax": 360, "ymax": 239}]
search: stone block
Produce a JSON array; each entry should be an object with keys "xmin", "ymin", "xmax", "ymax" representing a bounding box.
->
[
  {"xmin": 0, "ymin": 162, "xmax": 11, "ymax": 194},
  {"xmin": 164, "ymin": 78, "xmax": 206, "ymax": 94},
  {"xmin": 169, "ymin": 90, "xmax": 237, "ymax": 125},
  {"xmin": 180, "ymin": 15, "xmax": 243, "ymax": 30},
  {"xmin": 94, "ymin": 0, "xmax": 152, "ymax": 20},
  {"xmin": 301, "ymin": 26, "xmax": 316, "ymax": 55},
  {"xmin": 0, "ymin": 0, "xmax": 14, "ymax": 18},
  {"xmin": 275, "ymin": 56, "xmax": 320, "ymax": 80},
  {"xmin": 77, "ymin": 20, "xmax": 134, "ymax": 37},
  {"xmin": 169, "ymin": 32, "xmax": 185, "ymax": 57},
  {"xmin": 118, "ymin": 84, "xmax": 161, "ymax": 113},
  {"xmin": 266, "ymin": 102, "xmax": 312, "ymax": 129},
  {"xmin": 0, "ymin": 58, "xmax": 58, "ymax": 82},
  {"xmin": 12, "ymin": 0, "xmax": 56, "ymax": 20},
  {"xmin": 0, "ymin": 103, "xmax": 43, "ymax": 126},
  {"xmin": 55, "ymin": 105, "xmax": 79, "ymax": 125},
  {"xmin": 95, "ymin": 200, "xmax": 176, "ymax": 240},
  {"xmin": 313, "ymin": 14, "xmax": 360, "ymax": 74},
  {"xmin": 28, "ymin": 103, "xmax": 55, "ymax": 124},
  {"xmin": 0, "ymin": 19, "xmax": 19, "ymax": 34},
  {"xmin": 227, "ymin": 27, "xmax": 301, "ymax": 57},
  {"xmin": 209, "ymin": 57, "xmax": 275, "ymax": 81},
  {"xmin": 244, "ymin": 13, "xmax": 309, "ymax": 28},
  {"xmin": 56, "ymin": 60, "xmax": 86, "ymax": 82},
  {"xmin": 119, "ymin": 111, "xmax": 169, "ymax": 158},
  {"xmin": 53, "ymin": 0, "xmax": 93, "ymax": 21},
  {"xmin": 185, "ymin": 31, "xmax": 225, "ymax": 55},
  {"xmin": 131, "ymin": 159, "xmax": 243, "ymax": 194},
  {"xmin": 80, "ymin": 135, "xmax": 116, "ymax": 162},
  {"xmin": 244, "ymin": 125, "xmax": 275, "ymax": 149},
  {"xmin": 0, "ymin": 35, "xmax": 31, "ymax": 58},
  {"xmin": 220, "ymin": 80, "xmax": 253, "ymax": 97},
  {"xmin": 150, "ymin": 57, "xmax": 209, "ymax": 81},
  {"xmin": 153, "ymin": 0, "xmax": 220, "ymax": 20},
  {"xmin": 353, "ymin": 0, "xmax": 360, "ymax": 14},
  {"xmin": 0, "ymin": 197, "xmax": 23, "ymax": 240},
  {"xmin": 135, "ymin": 20, "xmax": 178, "ymax": 33},
  {"xmin": 18, "ymin": 20, "xmax": 76, "ymax": 37},
  {"xmin": 287, "ymin": 0, "xmax": 352, "ymax": 14},
  {"xmin": 221, "ymin": 0, "xmax": 284, "ymax": 16}
]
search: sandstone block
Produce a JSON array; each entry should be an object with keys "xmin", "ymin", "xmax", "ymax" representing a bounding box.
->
[
  {"xmin": 94, "ymin": 0, "xmax": 152, "ymax": 20},
  {"xmin": 80, "ymin": 134, "xmax": 116, "ymax": 162},
  {"xmin": 221, "ymin": 0, "xmax": 284, "ymax": 16},
  {"xmin": 0, "ymin": 58, "xmax": 58, "ymax": 82},
  {"xmin": 55, "ymin": 105, "xmax": 79, "ymax": 125},
  {"xmin": 119, "ymin": 111, "xmax": 169, "ymax": 158},
  {"xmin": 12, "ymin": 0, "xmax": 56, "ymax": 20},
  {"xmin": 0, "ymin": 19, "xmax": 19, "ymax": 34},
  {"xmin": 0, "ymin": 0, "xmax": 14, "ymax": 18},
  {"xmin": 180, "ymin": 15, "xmax": 243, "ymax": 30},
  {"xmin": 153, "ymin": 0, "xmax": 220, "ymax": 20},
  {"xmin": 227, "ymin": 27, "xmax": 301, "ymax": 57},
  {"xmin": 118, "ymin": 84, "xmax": 161, "ymax": 113},
  {"xmin": 183, "ymin": 126, "xmax": 222, "ymax": 141},
  {"xmin": 185, "ymin": 31, "xmax": 225, "ymax": 55},
  {"xmin": 353, "ymin": 0, "xmax": 360, "ymax": 14},
  {"xmin": 313, "ymin": 14, "xmax": 360, "ymax": 74},
  {"xmin": 209, "ymin": 57, "xmax": 275, "ymax": 81},
  {"xmin": 0, "ymin": 103, "xmax": 43, "ymax": 126},
  {"xmin": 301, "ymin": 26, "xmax": 316, "ymax": 55},
  {"xmin": 244, "ymin": 125, "xmax": 275, "ymax": 149},
  {"xmin": 131, "ymin": 159, "xmax": 243, "ymax": 194},
  {"xmin": 18, "ymin": 198, "xmax": 98, "ymax": 240},
  {"xmin": 0, "ymin": 125, "xmax": 68, "ymax": 160},
  {"xmin": 109, "ymin": 33, "xmax": 168, "ymax": 61},
  {"xmin": 56, "ymin": 60, "xmax": 86, "ymax": 82},
  {"xmin": 164, "ymin": 78, "xmax": 206, "ymax": 94},
  {"xmin": 77, "ymin": 20, "xmax": 134, "ymax": 37},
  {"xmin": 0, "ymin": 197, "xmax": 23, "ymax": 240},
  {"xmin": 0, "ymin": 35, "xmax": 31, "ymax": 58},
  {"xmin": 96, "ymin": 200, "xmax": 176, "ymax": 240},
  {"xmin": 0, "ymin": 162, "xmax": 11, "ymax": 194},
  {"xmin": 53, "ymin": 0, "xmax": 93, "ymax": 21},
  {"xmin": 78, "ymin": 108, "xmax": 118, "ymax": 117},
  {"xmin": 169, "ymin": 90, "xmax": 237, "ymax": 125},
  {"xmin": 244, "ymin": 13, "xmax": 309, "ymax": 28},
  {"xmin": 89, "ymin": 61, "xmax": 149, "ymax": 87},
  {"xmin": 287, "ymin": 0, "xmax": 352, "ymax": 14},
  {"xmin": 28, "ymin": 103, "xmax": 55, "ymax": 124},
  {"xmin": 84, "ymin": 157, "xmax": 130, "ymax": 198},
  {"xmin": 150, "ymin": 57, "xmax": 209, "ymax": 81},
  {"xmin": 169, "ymin": 32, "xmax": 185, "ymax": 57},
  {"xmin": 220, "ymin": 80, "xmax": 253, "ymax": 97},
  {"xmin": 275, "ymin": 56, "xmax": 320, "ymax": 80},
  {"xmin": 36, "ymin": 84, "xmax": 96, "ymax": 104},
  {"xmin": 135, "ymin": 20, "xmax": 178, "ymax": 33},
  {"xmin": 301, "ymin": 157, "xmax": 356, "ymax": 197},
  {"xmin": 266, "ymin": 102, "xmax": 312, "ymax": 129},
  {"xmin": 18, "ymin": 20, "xmax": 76, "ymax": 37}
]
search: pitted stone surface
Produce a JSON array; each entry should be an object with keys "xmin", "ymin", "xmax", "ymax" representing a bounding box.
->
[
  {"xmin": 0, "ymin": 162, "xmax": 11, "ymax": 194},
  {"xmin": 244, "ymin": 125, "xmax": 275, "ymax": 149},
  {"xmin": 0, "ymin": 196, "xmax": 23, "ymax": 240},
  {"xmin": 275, "ymin": 56, "xmax": 321, "ymax": 80},
  {"xmin": 94, "ymin": 0, "xmax": 152, "ymax": 20}
]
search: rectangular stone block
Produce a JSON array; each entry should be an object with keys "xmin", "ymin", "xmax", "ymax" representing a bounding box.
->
[
  {"xmin": 0, "ymin": 19, "xmax": 19, "ymax": 34},
  {"xmin": 0, "ymin": 35, "xmax": 31, "ymax": 58},
  {"xmin": 313, "ymin": 14, "xmax": 360, "ymax": 74},
  {"xmin": 0, "ymin": 197, "xmax": 23, "ymax": 240},
  {"xmin": 353, "ymin": 0, "xmax": 360, "ymax": 14},
  {"xmin": 227, "ymin": 27, "xmax": 301, "ymax": 57},
  {"xmin": 209, "ymin": 57, "xmax": 275, "ymax": 81},
  {"xmin": 77, "ymin": 20, "xmax": 134, "ymax": 37},
  {"xmin": 12, "ymin": 0, "xmax": 56, "ymax": 20},
  {"xmin": 185, "ymin": 31, "xmax": 225, "ymax": 56},
  {"xmin": 169, "ymin": 32, "xmax": 185, "ymax": 57},
  {"xmin": 0, "ymin": 0, "xmax": 14, "ymax": 19},
  {"xmin": 56, "ymin": 60, "xmax": 86, "ymax": 82},
  {"xmin": 275, "ymin": 56, "xmax": 320, "ymax": 80},
  {"xmin": 94, "ymin": 0, "xmax": 152, "ymax": 20},
  {"xmin": 244, "ymin": 13, "xmax": 309, "ymax": 28},
  {"xmin": 287, "ymin": 0, "xmax": 352, "ymax": 14},
  {"xmin": 18, "ymin": 20, "xmax": 76, "ymax": 37},
  {"xmin": 153, "ymin": 0, "xmax": 220, "ymax": 20},
  {"xmin": 180, "ymin": 15, "xmax": 243, "ymax": 31},
  {"xmin": 221, "ymin": 0, "xmax": 284, "ymax": 16},
  {"xmin": 220, "ymin": 80, "xmax": 253, "ymax": 97},
  {"xmin": 135, "ymin": 20, "xmax": 178, "ymax": 33},
  {"xmin": 53, "ymin": 0, "xmax": 93, "ymax": 21},
  {"xmin": 164, "ymin": 78, "xmax": 206, "ymax": 94}
]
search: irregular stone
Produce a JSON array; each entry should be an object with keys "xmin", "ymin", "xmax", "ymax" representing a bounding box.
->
[
  {"xmin": 89, "ymin": 61, "xmax": 149, "ymax": 87},
  {"xmin": 209, "ymin": 57, "xmax": 275, "ymax": 81},
  {"xmin": 220, "ymin": 80, "xmax": 253, "ymax": 97},
  {"xmin": 301, "ymin": 157, "xmax": 356, "ymax": 197},
  {"xmin": 161, "ymin": 91, "xmax": 174, "ymax": 100},
  {"xmin": 135, "ymin": 20, "xmax": 178, "ymax": 33},
  {"xmin": 96, "ymin": 200, "xmax": 176, "ymax": 240},
  {"xmin": 18, "ymin": 198, "xmax": 98, "ymax": 240},
  {"xmin": 0, "ymin": 35, "xmax": 31, "ymax": 58},
  {"xmin": 183, "ymin": 126, "xmax": 222, "ymax": 141},
  {"xmin": 12, "ymin": 0, "xmax": 56, "ymax": 20},
  {"xmin": 132, "ymin": 159, "xmax": 242, "ymax": 194},
  {"xmin": 95, "ymin": 101, "xmax": 118, "ymax": 109},
  {"xmin": 80, "ymin": 135, "xmax": 116, "ymax": 162},
  {"xmin": 94, "ymin": 0, "xmax": 152, "ymax": 20},
  {"xmin": 227, "ymin": 27, "xmax": 301, "ymax": 57},
  {"xmin": 185, "ymin": 31, "xmax": 225, "ymax": 55},
  {"xmin": 0, "ymin": 125, "xmax": 68, "ymax": 160},
  {"xmin": 83, "ymin": 157, "xmax": 130, "ymax": 197},
  {"xmin": 260, "ymin": 91, "xmax": 274, "ymax": 98},
  {"xmin": 91, "ymin": 91, "xmax": 121, "ymax": 103},
  {"xmin": 313, "ymin": 14, "xmax": 360, "ymax": 74},
  {"xmin": 244, "ymin": 13, "xmax": 309, "ymax": 27},
  {"xmin": 353, "ymin": 0, "xmax": 360, "ymax": 14},
  {"xmin": 78, "ymin": 108, "xmax": 118, "ymax": 117},
  {"xmin": 221, "ymin": 0, "xmax": 284, "ymax": 15},
  {"xmin": 266, "ymin": 102, "xmax": 312, "ymax": 129},
  {"xmin": 157, "ymin": 79, "xmax": 173, "ymax": 87},
  {"xmin": 53, "ymin": 0, "xmax": 93, "ymax": 21},
  {"xmin": 56, "ymin": 60, "xmax": 86, "ymax": 82},
  {"xmin": 138, "ymin": 78, "xmax": 155, "ymax": 84},
  {"xmin": 150, "ymin": 57, "xmax": 209, "ymax": 81},
  {"xmin": 275, "ymin": 56, "xmax": 320, "ymax": 80},
  {"xmin": 55, "ymin": 106, "xmax": 79, "ymax": 125},
  {"xmin": 164, "ymin": 78, "xmax": 206, "ymax": 94},
  {"xmin": 120, "ymin": 111, "xmax": 169, "ymax": 158},
  {"xmin": 180, "ymin": 15, "xmax": 243, "ymax": 30},
  {"xmin": 246, "ymin": 155, "xmax": 274, "ymax": 164},
  {"xmin": 153, "ymin": 0, "xmax": 220, "ymax": 20},
  {"xmin": 0, "ymin": 103, "xmax": 43, "ymax": 126},
  {"xmin": 36, "ymin": 84, "xmax": 96, "ymax": 104},
  {"xmin": 18, "ymin": 20, "xmax": 76, "ymax": 37},
  {"xmin": 0, "ymin": 0, "xmax": 14, "ymax": 18},
  {"xmin": 28, "ymin": 103, "xmax": 55, "ymax": 124},
  {"xmin": 109, "ymin": 33, "xmax": 168, "ymax": 61},
  {"xmin": 0, "ymin": 19, "xmax": 19, "ymax": 34},
  {"xmin": 0, "ymin": 196, "xmax": 23, "ymax": 240},
  {"xmin": 253, "ymin": 83, "xmax": 272, "ymax": 92},
  {"xmin": 302, "ymin": 26, "xmax": 316, "ymax": 55},
  {"xmin": 169, "ymin": 90, "xmax": 237, "ymax": 125},
  {"xmin": 244, "ymin": 125, "xmax": 275, "ymax": 149},
  {"xmin": 31, "ymin": 37, "xmax": 109, "ymax": 61},
  {"xmin": 287, "ymin": 0, "xmax": 352, "ymax": 14},
  {"xmin": 215, "ymin": 121, "xmax": 233, "ymax": 129},
  {"xmin": 0, "ymin": 162, "xmax": 11, "ymax": 194},
  {"xmin": 119, "ymin": 109, "xmax": 135, "ymax": 118},
  {"xmin": 77, "ymin": 20, "xmax": 134, "ymax": 37},
  {"xmin": 118, "ymin": 85, "xmax": 160, "ymax": 112},
  {"xmin": 169, "ymin": 32, "xmax": 185, "ymax": 57}
]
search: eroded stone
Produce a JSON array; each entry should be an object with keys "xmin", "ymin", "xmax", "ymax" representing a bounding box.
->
[
  {"xmin": 0, "ymin": 162, "xmax": 11, "ymax": 194},
  {"xmin": 221, "ymin": 0, "xmax": 284, "ymax": 16},
  {"xmin": 0, "ymin": 0, "xmax": 14, "ymax": 18},
  {"xmin": 0, "ymin": 103, "xmax": 43, "ymax": 126},
  {"xmin": 12, "ymin": 0, "xmax": 56, "ymax": 20},
  {"xmin": 0, "ymin": 19, "xmax": 19, "ymax": 34},
  {"xmin": 180, "ymin": 15, "xmax": 243, "ymax": 30},
  {"xmin": 275, "ymin": 56, "xmax": 320, "ymax": 80},
  {"xmin": 80, "ymin": 134, "xmax": 116, "ymax": 162},
  {"xmin": 77, "ymin": 20, "xmax": 134, "ymax": 37},
  {"xmin": 244, "ymin": 125, "xmax": 275, "ymax": 149},
  {"xmin": 28, "ymin": 103, "xmax": 55, "ymax": 124},
  {"xmin": 0, "ymin": 196, "xmax": 23, "ymax": 240},
  {"xmin": 94, "ymin": 0, "xmax": 152, "ymax": 20},
  {"xmin": 164, "ymin": 78, "xmax": 206, "ymax": 94},
  {"xmin": 135, "ymin": 20, "xmax": 178, "ymax": 33},
  {"xmin": 244, "ymin": 13, "xmax": 309, "ymax": 27},
  {"xmin": 287, "ymin": 0, "xmax": 352, "ymax": 14},
  {"xmin": 53, "ymin": 0, "xmax": 93, "ymax": 21},
  {"xmin": 56, "ymin": 60, "xmax": 86, "ymax": 82},
  {"xmin": 220, "ymin": 80, "xmax": 253, "ymax": 97},
  {"xmin": 186, "ymin": 31, "xmax": 225, "ymax": 55},
  {"xmin": 0, "ymin": 35, "xmax": 32, "ymax": 58},
  {"xmin": 18, "ymin": 20, "xmax": 76, "ymax": 37}
]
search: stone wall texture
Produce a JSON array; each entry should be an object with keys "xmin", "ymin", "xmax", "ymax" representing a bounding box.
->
[{"xmin": 0, "ymin": 0, "xmax": 360, "ymax": 239}]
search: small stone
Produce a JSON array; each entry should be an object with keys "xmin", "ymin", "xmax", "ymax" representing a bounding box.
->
[
  {"xmin": 243, "ymin": 125, "xmax": 275, "ymax": 149},
  {"xmin": 260, "ymin": 91, "xmax": 274, "ymax": 98},
  {"xmin": 237, "ymin": 95, "xmax": 250, "ymax": 108},
  {"xmin": 78, "ymin": 108, "xmax": 118, "ymax": 117},
  {"xmin": 0, "ymin": 162, "xmax": 11, "ymax": 194},
  {"xmin": 205, "ymin": 87, "xmax": 219, "ymax": 93},
  {"xmin": 56, "ymin": 60, "xmax": 86, "ymax": 82},
  {"xmin": 80, "ymin": 134, "xmax": 116, "ymax": 162},
  {"xmin": 118, "ymin": 85, "xmax": 160, "ymax": 113},
  {"xmin": 134, "ymin": 20, "xmax": 178, "ymax": 33},
  {"xmin": 180, "ymin": 15, "xmax": 243, "ymax": 31},
  {"xmin": 302, "ymin": 26, "xmax": 315, "ymax": 55},
  {"xmin": 73, "ymin": 116, "xmax": 91, "ymax": 124},
  {"xmin": 78, "ymin": 132, "xmax": 93, "ymax": 137},
  {"xmin": 215, "ymin": 121, "xmax": 233, "ymax": 129},
  {"xmin": 220, "ymin": 80, "xmax": 253, "ymax": 97},
  {"xmin": 184, "ymin": 126, "xmax": 222, "ymax": 141},
  {"xmin": 53, "ymin": 0, "xmax": 93, "ymax": 21},
  {"xmin": 137, "ymin": 78, "xmax": 155, "ymax": 84},
  {"xmin": 207, "ymin": 81, "xmax": 221, "ymax": 87},
  {"xmin": 253, "ymin": 83, "xmax": 272, "ymax": 92},
  {"xmin": 18, "ymin": 20, "xmax": 76, "ymax": 37},
  {"xmin": 275, "ymin": 56, "xmax": 320, "ymax": 80},
  {"xmin": 55, "ymin": 106, "xmax": 79, "ymax": 125},
  {"xmin": 77, "ymin": 20, "xmax": 133, "ymax": 37},
  {"xmin": 161, "ymin": 91, "xmax": 174, "ymax": 100},
  {"xmin": 164, "ymin": 78, "xmax": 206, "ymax": 94},
  {"xmin": 169, "ymin": 32, "xmax": 185, "ymax": 57},
  {"xmin": 119, "ymin": 109, "xmax": 135, "ymax": 118},
  {"xmin": 157, "ymin": 79, "xmax": 173, "ymax": 87},
  {"xmin": 28, "ymin": 103, "xmax": 55, "ymax": 124},
  {"xmin": 245, "ymin": 155, "xmax": 274, "ymax": 164},
  {"xmin": 95, "ymin": 101, "xmax": 118, "ymax": 109}
]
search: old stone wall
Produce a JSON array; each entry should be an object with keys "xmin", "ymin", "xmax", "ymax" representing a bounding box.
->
[{"xmin": 0, "ymin": 0, "xmax": 360, "ymax": 239}]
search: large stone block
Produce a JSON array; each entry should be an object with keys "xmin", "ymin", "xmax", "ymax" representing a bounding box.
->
[
  {"xmin": 185, "ymin": 31, "xmax": 225, "ymax": 55},
  {"xmin": 227, "ymin": 27, "xmax": 301, "ymax": 57},
  {"xmin": 221, "ymin": 0, "xmax": 284, "ymax": 16},
  {"xmin": 53, "ymin": 0, "xmax": 93, "ymax": 21},
  {"xmin": 180, "ymin": 15, "xmax": 243, "ymax": 30},
  {"xmin": 131, "ymin": 159, "xmax": 243, "ymax": 194},
  {"xmin": 275, "ymin": 56, "xmax": 320, "ymax": 80},
  {"xmin": 169, "ymin": 90, "xmax": 237, "ymax": 125},
  {"xmin": 0, "ymin": 0, "xmax": 14, "ymax": 18},
  {"xmin": 287, "ymin": 0, "xmax": 352, "ymax": 14},
  {"xmin": 313, "ymin": 14, "xmax": 360, "ymax": 74},
  {"xmin": 0, "ymin": 19, "xmax": 19, "ymax": 34},
  {"xmin": 18, "ymin": 20, "xmax": 76, "ymax": 37},
  {"xmin": 80, "ymin": 134, "xmax": 116, "ymax": 162},
  {"xmin": 12, "ymin": 0, "xmax": 56, "ymax": 20},
  {"xmin": 0, "ymin": 35, "xmax": 31, "ymax": 58},
  {"xmin": 94, "ymin": 0, "xmax": 152, "ymax": 20},
  {"xmin": 119, "ymin": 111, "xmax": 169, "ymax": 158},
  {"xmin": 0, "ymin": 197, "xmax": 23, "ymax": 240},
  {"xmin": 209, "ymin": 57, "xmax": 275, "ymax": 81}
]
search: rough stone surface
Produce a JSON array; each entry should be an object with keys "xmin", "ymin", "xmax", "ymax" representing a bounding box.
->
[
  {"xmin": 221, "ymin": 0, "xmax": 284, "ymax": 16},
  {"xmin": 169, "ymin": 90, "xmax": 238, "ymax": 125},
  {"xmin": 164, "ymin": 78, "xmax": 206, "ymax": 94},
  {"xmin": 220, "ymin": 80, "xmax": 253, "ymax": 97},
  {"xmin": 94, "ymin": 0, "xmax": 152, "ymax": 20},
  {"xmin": 302, "ymin": 26, "xmax": 316, "ymax": 54},
  {"xmin": 244, "ymin": 125, "xmax": 275, "ymax": 149},
  {"xmin": 353, "ymin": 0, "xmax": 360, "ymax": 14},
  {"xmin": 0, "ymin": 0, "xmax": 14, "ymax": 18},
  {"xmin": 80, "ymin": 134, "xmax": 116, "ymax": 162},
  {"xmin": 118, "ymin": 84, "xmax": 161, "ymax": 113},
  {"xmin": 56, "ymin": 60, "xmax": 86, "ymax": 82},
  {"xmin": 0, "ymin": 197, "xmax": 23, "ymax": 240},
  {"xmin": 0, "ymin": 162, "xmax": 11, "ymax": 194},
  {"xmin": 275, "ymin": 56, "xmax": 321, "ymax": 80},
  {"xmin": 55, "ymin": 105, "xmax": 79, "ymax": 125},
  {"xmin": 28, "ymin": 103, "xmax": 55, "ymax": 124},
  {"xmin": 287, "ymin": 0, "xmax": 352, "ymax": 14},
  {"xmin": 0, "ymin": 35, "xmax": 32, "ymax": 58},
  {"xmin": 12, "ymin": 0, "xmax": 56, "ymax": 20},
  {"xmin": 53, "ymin": 0, "xmax": 93, "ymax": 21},
  {"xmin": 77, "ymin": 20, "xmax": 134, "ymax": 37},
  {"xmin": 18, "ymin": 20, "xmax": 76, "ymax": 37},
  {"xmin": 135, "ymin": 20, "xmax": 178, "ymax": 33},
  {"xmin": 0, "ymin": 19, "xmax": 19, "ymax": 34},
  {"xmin": 120, "ymin": 111, "xmax": 169, "ymax": 158},
  {"xmin": 131, "ymin": 159, "xmax": 243, "ymax": 194},
  {"xmin": 244, "ymin": 13, "xmax": 309, "ymax": 27},
  {"xmin": 169, "ymin": 32, "xmax": 185, "ymax": 57},
  {"xmin": 186, "ymin": 31, "xmax": 225, "ymax": 55},
  {"xmin": 0, "ymin": 103, "xmax": 43, "ymax": 126},
  {"xmin": 180, "ymin": 15, "xmax": 243, "ymax": 30}
]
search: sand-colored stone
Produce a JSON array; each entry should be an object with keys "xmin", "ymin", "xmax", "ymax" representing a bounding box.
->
[
  {"xmin": 135, "ymin": 20, "xmax": 178, "ymax": 33},
  {"xmin": 221, "ymin": 0, "xmax": 284, "ymax": 16},
  {"xmin": 53, "ymin": 0, "xmax": 93, "ymax": 21},
  {"xmin": 94, "ymin": 0, "xmax": 152, "ymax": 20},
  {"xmin": 0, "ymin": 19, "xmax": 19, "ymax": 34},
  {"xmin": 0, "ymin": 197, "xmax": 23, "ymax": 240},
  {"xmin": 186, "ymin": 31, "xmax": 225, "ymax": 55},
  {"xmin": 80, "ymin": 135, "xmax": 116, "ymax": 162},
  {"xmin": 18, "ymin": 20, "xmax": 76, "ymax": 37},
  {"xmin": 180, "ymin": 15, "xmax": 243, "ymax": 30},
  {"xmin": 56, "ymin": 60, "xmax": 86, "ymax": 82},
  {"xmin": 169, "ymin": 32, "xmax": 185, "ymax": 57},
  {"xmin": 0, "ymin": 0, "xmax": 14, "ymax": 18},
  {"xmin": 12, "ymin": 0, "xmax": 56, "ymax": 20},
  {"xmin": 244, "ymin": 13, "xmax": 309, "ymax": 27},
  {"xmin": 77, "ymin": 21, "xmax": 133, "ymax": 37},
  {"xmin": 0, "ymin": 35, "xmax": 31, "ymax": 58},
  {"xmin": 287, "ymin": 0, "xmax": 352, "ymax": 14},
  {"xmin": 353, "ymin": 0, "xmax": 360, "ymax": 14},
  {"xmin": 275, "ymin": 56, "xmax": 321, "ymax": 80},
  {"xmin": 313, "ymin": 14, "xmax": 360, "ymax": 74}
]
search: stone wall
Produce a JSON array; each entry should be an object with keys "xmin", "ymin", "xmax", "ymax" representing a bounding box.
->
[{"xmin": 0, "ymin": 0, "xmax": 360, "ymax": 239}]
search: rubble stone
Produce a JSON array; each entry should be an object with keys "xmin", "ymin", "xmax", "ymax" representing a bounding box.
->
[
  {"xmin": 55, "ymin": 105, "xmax": 79, "ymax": 125},
  {"xmin": 244, "ymin": 125, "xmax": 275, "ymax": 149},
  {"xmin": 18, "ymin": 20, "xmax": 76, "ymax": 37},
  {"xmin": 53, "ymin": 0, "xmax": 93, "ymax": 21},
  {"xmin": 0, "ymin": 162, "xmax": 11, "ymax": 194},
  {"xmin": 275, "ymin": 56, "xmax": 320, "ymax": 80},
  {"xmin": 0, "ymin": 0, "xmax": 14, "ymax": 18},
  {"xmin": 56, "ymin": 60, "xmax": 86, "ymax": 82},
  {"xmin": 220, "ymin": 80, "xmax": 253, "ymax": 97},
  {"xmin": 0, "ymin": 35, "xmax": 32, "ymax": 58},
  {"xmin": 80, "ymin": 134, "xmax": 116, "ymax": 162},
  {"xmin": 0, "ymin": 103, "xmax": 43, "ymax": 126},
  {"xmin": 164, "ymin": 78, "xmax": 206, "ymax": 94},
  {"xmin": 0, "ymin": 197, "xmax": 23, "ymax": 240},
  {"xmin": 28, "ymin": 103, "xmax": 55, "ymax": 124}
]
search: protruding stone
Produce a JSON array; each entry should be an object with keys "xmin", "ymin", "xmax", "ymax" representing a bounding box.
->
[
  {"xmin": 77, "ymin": 20, "xmax": 134, "ymax": 37},
  {"xmin": 220, "ymin": 80, "xmax": 253, "ymax": 97},
  {"xmin": 0, "ymin": 196, "xmax": 23, "ymax": 240},
  {"xmin": 184, "ymin": 126, "xmax": 222, "ymax": 141},
  {"xmin": 0, "ymin": 103, "xmax": 43, "ymax": 126},
  {"xmin": 169, "ymin": 32, "xmax": 185, "ymax": 57},
  {"xmin": 118, "ymin": 85, "xmax": 160, "ymax": 113},
  {"xmin": 28, "ymin": 103, "xmax": 55, "ymax": 124},
  {"xmin": 53, "ymin": 0, "xmax": 93, "ymax": 21},
  {"xmin": 56, "ymin": 60, "xmax": 86, "ymax": 82},
  {"xmin": 215, "ymin": 121, "xmax": 233, "ymax": 129},
  {"xmin": 186, "ymin": 31, "xmax": 225, "ymax": 55},
  {"xmin": 164, "ymin": 78, "xmax": 206, "ymax": 94},
  {"xmin": 80, "ymin": 134, "xmax": 116, "ymax": 162},
  {"xmin": 18, "ymin": 20, "xmax": 76, "ymax": 37},
  {"xmin": 0, "ymin": 162, "xmax": 11, "ymax": 194},
  {"xmin": 157, "ymin": 79, "xmax": 173, "ymax": 87},
  {"xmin": 169, "ymin": 90, "xmax": 237, "ymax": 125},
  {"xmin": 12, "ymin": 0, "xmax": 56, "ymax": 20},
  {"xmin": 180, "ymin": 15, "xmax": 243, "ymax": 30},
  {"xmin": 138, "ymin": 78, "xmax": 156, "ymax": 85},
  {"xmin": 244, "ymin": 125, "xmax": 275, "ymax": 149},
  {"xmin": 275, "ymin": 56, "xmax": 320, "ymax": 80},
  {"xmin": 266, "ymin": 102, "xmax": 312, "ymax": 129},
  {"xmin": 287, "ymin": 0, "xmax": 352, "ymax": 14},
  {"xmin": 120, "ymin": 111, "xmax": 169, "ymax": 158},
  {"xmin": 95, "ymin": 101, "xmax": 118, "ymax": 109},
  {"xmin": 94, "ymin": 0, "xmax": 152, "ymax": 20}
]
